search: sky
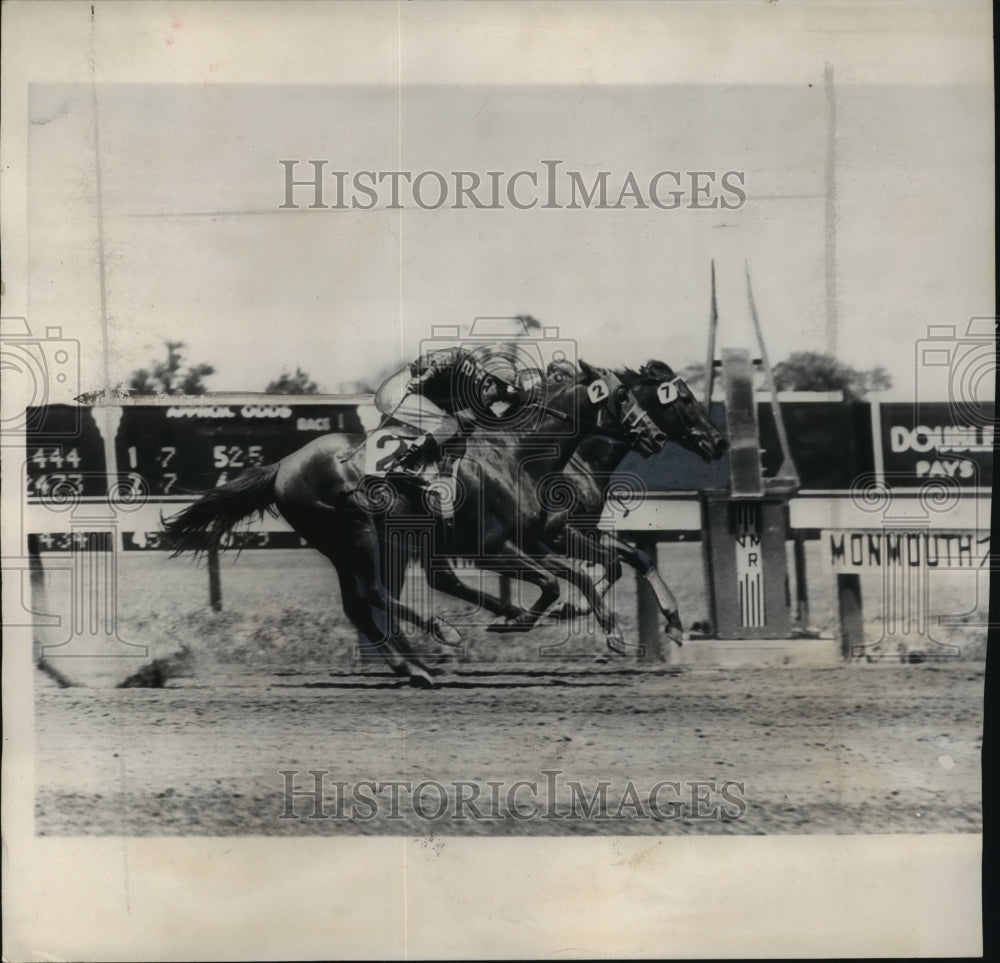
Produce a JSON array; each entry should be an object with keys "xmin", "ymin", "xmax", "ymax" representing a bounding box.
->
[{"xmin": 21, "ymin": 24, "xmax": 995, "ymax": 405}]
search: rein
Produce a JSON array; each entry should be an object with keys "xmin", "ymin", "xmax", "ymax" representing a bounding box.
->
[
  {"xmin": 589, "ymin": 369, "xmax": 666, "ymax": 456},
  {"xmin": 523, "ymin": 400, "xmax": 572, "ymax": 423},
  {"xmin": 619, "ymin": 393, "xmax": 667, "ymax": 455}
]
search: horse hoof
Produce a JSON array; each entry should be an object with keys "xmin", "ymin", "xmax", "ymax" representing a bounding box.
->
[
  {"xmin": 486, "ymin": 616, "xmax": 534, "ymax": 634},
  {"xmin": 549, "ymin": 603, "xmax": 590, "ymax": 622},
  {"xmin": 663, "ymin": 611, "xmax": 684, "ymax": 647},
  {"xmin": 431, "ymin": 618, "xmax": 463, "ymax": 647},
  {"xmin": 665, "ymin": 625, "xmax": 684, "ymax": 647},
  {"xmin": 408, "ymin": 669, "xmax": 435, "ymax": 688},
  {"xmin": 606, "ymin": 635, "xmax": 628, "ymax": 656}
]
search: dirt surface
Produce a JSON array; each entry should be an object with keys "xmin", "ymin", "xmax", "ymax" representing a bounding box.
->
[{"xmin": 36, "ymin": 661, "xmax": 983, "ymax": 836}]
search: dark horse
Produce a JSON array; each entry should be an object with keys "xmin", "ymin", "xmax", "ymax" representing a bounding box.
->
[
  {"xmin": 431, "ymin": 360, "xmax": 727, "ymax": 647},
  {"xmin": 163, "ymin": 360, "xmax": 723, "ymax": 684}
]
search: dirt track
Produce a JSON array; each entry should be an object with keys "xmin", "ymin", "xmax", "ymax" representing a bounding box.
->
[{"xmin": 36, "ymin": 661, "xmax": 983, "ymax": 836}]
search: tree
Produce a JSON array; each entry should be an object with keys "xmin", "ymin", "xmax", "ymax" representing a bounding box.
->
[
  {"xmin": 771, "ymin": 351, "xmax": 892, "ymax": 400},
  {"xmin": 334, "ymin": 360, "xmax": 399, "ymax": 394},
  {"xmin": 128, "ymin": 341, "xmax": 215, "ymax": 395},
  {"xmin": 852, "ymin": 365, "xmax": 893, "ymax": 396},
  {"xmin": 265, "ymin": 367, "xmax": 320, "ymax": 394}
]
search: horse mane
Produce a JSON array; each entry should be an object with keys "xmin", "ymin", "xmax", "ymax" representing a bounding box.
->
[
  {"xmin": 638, "ymin": 359, "xmax": 675, "ymax": 381},
  {"xmin": 544, "ymin": 357, "xmax": 677, "ymax": 389},
  {"xmin": 615, "ymin": 365, "xmax": 641, "ymax": 386}
]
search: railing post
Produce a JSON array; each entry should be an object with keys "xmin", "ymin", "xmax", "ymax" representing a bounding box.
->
[
  {"xmin": 793, "ymin": 531, "xmax": 810, "ymax": 628},
  {"xmin": 634, "ymin": 534, "xmax": 665, "ymax": 662},
  {"xmin": 837, "ymin": 573, "xmax": 863, "ymax": 659},
  {"xmin": 207, "ymin": 546, "xmax": 223, "ymax": 612}
]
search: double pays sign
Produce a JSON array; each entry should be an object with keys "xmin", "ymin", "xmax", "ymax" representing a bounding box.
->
[{"xmin": 880, "ymin": 401, "xmax": 993, "ymax": 490}]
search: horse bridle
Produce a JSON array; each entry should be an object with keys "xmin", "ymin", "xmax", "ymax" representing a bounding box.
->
[
  {"xmin": 514, "ymin": 368, "xmax": 678, "ymax": 457},
  {"xmin": 619, "ymin": 390, "xmax": 669, "ymax": 455},
  {"xmin": 585, "ymin": 369, "xmax": 668, "ymax": 456}
]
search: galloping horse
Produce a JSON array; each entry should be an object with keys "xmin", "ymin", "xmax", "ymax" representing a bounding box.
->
[
  {"xmin": 164, "ymin": 362, "xmax": 667, "ymax": 685},
  {"xmin": 430, "ymin": 360, "xmax": 728, "ymax": 647}
]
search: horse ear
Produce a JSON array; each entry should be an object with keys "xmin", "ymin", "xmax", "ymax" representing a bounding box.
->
[{"xmin": 578, "ymin": 358, "xmax": 596, "ymax": 379}]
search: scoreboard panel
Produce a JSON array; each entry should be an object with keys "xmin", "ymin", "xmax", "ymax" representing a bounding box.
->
[
  {"xmin": 25, "ymin": 405, "xmax": 108, "ymax": 499},
  {"xmin": 114, "ymin": 402, "xmax": 365, "ymax": 496},
  {"xmin": 24, "ymin": 398, "xmax": 993, "ymax": 510}
]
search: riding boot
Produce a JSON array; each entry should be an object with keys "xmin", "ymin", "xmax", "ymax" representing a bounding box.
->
[
  {"xmin": 438, "ymin": 433, "xmax": 468, "ymax": 473},
  {"xmin": 392, "ymin": 434, "xmax": 439, "ymax": 474}
]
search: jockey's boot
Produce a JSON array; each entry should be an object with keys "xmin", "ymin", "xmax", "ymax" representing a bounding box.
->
[
  {"xmin": 391, "ymin": 434, "xmax": 440, "ymax": 475},
  {"xmin": 437, "ymin": 433, "xmax": 468, "ymax": 473}
]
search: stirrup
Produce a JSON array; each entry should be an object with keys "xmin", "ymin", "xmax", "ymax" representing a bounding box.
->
[
  {"xmin": 386, "ymin": 440, "xmax": 425, "ymax": 475},
  {"xmin": 386, "ymin": 458, "xmax": 423, "ymax": 477}
]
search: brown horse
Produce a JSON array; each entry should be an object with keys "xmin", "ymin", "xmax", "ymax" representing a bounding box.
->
[
  {"xmin": 429, "ymin": 360, "xmax": 727, "ymax": 649},
  {"xmin": 163, "ymin": 363, "xmax": 668, "ymax": 685}
]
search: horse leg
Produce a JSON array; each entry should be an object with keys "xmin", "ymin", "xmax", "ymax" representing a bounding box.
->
[
  {"xmin": 392, "ymin": 595, "xmax": 464, "ymax": 647},
  {"xmin": 380, "ymin": 534, "xmax": 463, "ymax": 651},
  {"xmin": 326, "ymin": 560, "xmax": 431, "ymax": 686},
  {"xmin": 427, "ymin": 560, "xmax": 524, "ymax": 620},
  {"xmin": 549, "ymin": 526, "xmax": 683, "ymax": 647},
  {"xmin": 432, "ymin": 556, "xmax": 603, "ymax": 631},
  {"xmin": 373, "ymin": 547, "xmax": 463, "ymax": 647},
  {"xmin": 596, "ymin": 530, "xmax": 683, "ymax": 645},
  {"xmin": 532, "ymin": 549, "xmax": 632, "ymax": 656},
  {"xmin": 482, "ymin": 541, "xmax": 562, "ymax": 633},
  {"xmin": 560, "ymin": 526, "xmax": 621, "ymax": 583},
  {"xmin": 279, "ymin": 504, "xmax": 436, "ymax": 687},
  {"xmin": 547, "ymin": 526, "xmax": 621, "ymax": 620}
]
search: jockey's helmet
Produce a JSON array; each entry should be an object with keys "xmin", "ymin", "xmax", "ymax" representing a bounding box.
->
[
  {"xmin": 482, "ymin": 357, "xmax": 521, "ymax": 399},
  {"xmin": 546, "ymin": 358, "xmax": 578, "ymax": 382}
]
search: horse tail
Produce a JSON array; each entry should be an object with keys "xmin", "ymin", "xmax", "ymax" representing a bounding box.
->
[{"xmin": 162, "ymin": 463, "xmax": 280, "ymax": 556}]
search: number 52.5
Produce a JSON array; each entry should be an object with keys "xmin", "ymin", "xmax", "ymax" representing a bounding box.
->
[{"xmin": 213, "ymin": 445, "xmax": 263, "ymax": 468}]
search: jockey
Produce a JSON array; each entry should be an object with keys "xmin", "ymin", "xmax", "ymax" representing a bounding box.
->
[{"xmin": 373, "ymin": 345, "xmax": 527, "ymax": 474}]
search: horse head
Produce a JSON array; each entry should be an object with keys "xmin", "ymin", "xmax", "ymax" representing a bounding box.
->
[
  {"xmin": 534, "ymin": 357, "xmax": 725, "ymax": 462},
  {"xmin": 561, "ymin": 358, "xmax": 661, "ymax": 447},
  {"xmin": 539, "ymin": 357, "xmax": 665, "ymax": 451},
  {"xmin": 541, "ymin": 357, "xmax": 604, "ymax": 427},
  {"xmin": 618, "ymin": 360, "xmax": 728, "ymax": 462}
]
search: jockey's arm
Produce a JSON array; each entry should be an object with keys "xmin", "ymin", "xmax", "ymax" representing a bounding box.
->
[{"xmin": 452, "ymin": 408, "xmax": 480, "ymax": 433}]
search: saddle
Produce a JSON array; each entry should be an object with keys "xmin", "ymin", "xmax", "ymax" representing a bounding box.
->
[{"xmin": 363, "ymin": 426, "xmax": 465, "ymax": 522}]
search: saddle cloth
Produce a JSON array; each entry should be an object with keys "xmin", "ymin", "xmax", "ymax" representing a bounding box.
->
[{"xmin": 364, "ymin": 427, "xmax": 462, "ymax": 519}]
